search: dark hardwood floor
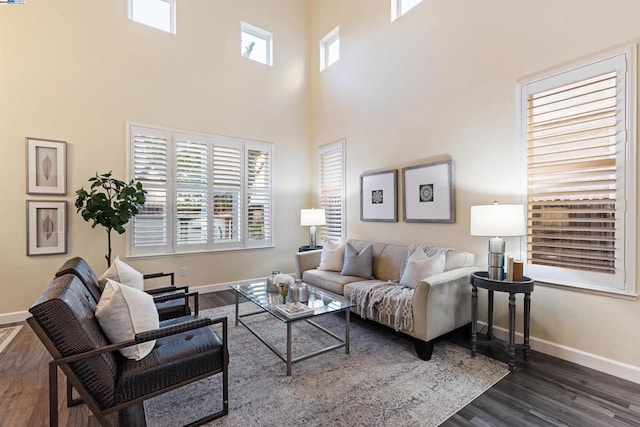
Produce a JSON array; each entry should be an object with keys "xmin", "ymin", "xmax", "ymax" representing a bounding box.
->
[{"xmin": 2, "ymin": 290, "xmax": 639, "ymax": 426}]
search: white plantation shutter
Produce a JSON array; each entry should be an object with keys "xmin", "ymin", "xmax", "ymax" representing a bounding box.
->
[
  {"xmin": 175, "ymin": 135, "xmax": 208, "ymax": 250},
  {"xmin": 520, "ymin": 48, "xmax": 636, "ymax": 293},
  {"xmin": 319, "ymin": 140, "xmax": 345, "ymax": 242},
  {"xmin": 246, "ymin": 145, "xmax": 272, "ymax": 245},
  {"xmin": 128, "ymin": 124, "xmax": 273, "ymax": 255},
  {"xmin": 212, "ymin": 142, "xmax": 242, "ymax": 246},
  {"xmin": 130, "ymin": 126, "xmax": 171, "ymax": 254}
]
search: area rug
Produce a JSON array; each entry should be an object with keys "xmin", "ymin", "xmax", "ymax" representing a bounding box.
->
[
  {"xmin": 0, "ymin": 325, "xmax": 22, "ymax": 354},
  {"xmin": 145, "ymin": 304, "xmax": 508, "ymax": 427}
]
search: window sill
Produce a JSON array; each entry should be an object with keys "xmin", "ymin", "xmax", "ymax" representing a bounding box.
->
[{"xmin": 535, "ymin": 280, "xmax": 637, "ymax": 301}]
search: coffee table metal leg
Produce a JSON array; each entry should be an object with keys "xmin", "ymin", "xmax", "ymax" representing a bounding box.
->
[
  {"xmin": 345, "ymin": 309, "xmax": 350, "ymax": 354},
  {"xmin": 286, "ymin": 323, "xmax": 292, "ymax": 376},
  {"xmin": 234, "ymin": 291, "xmax": 239, "ymax": 326}
]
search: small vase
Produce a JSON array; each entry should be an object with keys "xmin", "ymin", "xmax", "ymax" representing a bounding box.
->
[
  {"xmin": 277, "ymin": 283, "xmax": 289, "ymax": 304},
  {"xmin": 266, "ymin": 271, "xmax": 280, "ymax": 293}
]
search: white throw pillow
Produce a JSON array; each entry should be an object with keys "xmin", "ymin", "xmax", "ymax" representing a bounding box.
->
[
  {"xmin": 100, "ymin": 256, "xmax": 144, "ymax": 290},
  {"xmin": 318, "ymin": 240, "xmax": 346, "ymax": 272},
  {"xmin": 399, "ymin": 246, "xmax": 446, "ymax": 288},
  {"xmin": 95, "ymin": 279, "xmax": 159, "ymax": 360}
]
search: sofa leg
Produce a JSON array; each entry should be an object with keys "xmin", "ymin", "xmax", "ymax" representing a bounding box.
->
[{"xmin": 414, "ymin": 339, "xmax": 435, "ymax": 361}]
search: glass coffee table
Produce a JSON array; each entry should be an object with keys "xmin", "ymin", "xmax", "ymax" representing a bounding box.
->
[{"xmin": 229, "ymin": 281, "xmax": 354, "ymax": 376}]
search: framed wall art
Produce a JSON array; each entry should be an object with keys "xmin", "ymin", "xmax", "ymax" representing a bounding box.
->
[
  {"xmin": 26, "ymin": 137, "xmax": 67, "ymax": 195},
  {"xmin": 360, "ymin": 169, "xmax": 398, "ymax": 222},
  {"xmin": 27, "ymin": 200, "xmax": 67, "ymax": 256},
  {"xmin": 402, "ymin": 159, "xmax": 455, "ymax": 223}
]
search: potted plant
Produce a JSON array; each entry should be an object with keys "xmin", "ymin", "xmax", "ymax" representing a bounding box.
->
[{"xmin": 75, "ymin": 171, "xmax": 146, "ymax": 268}]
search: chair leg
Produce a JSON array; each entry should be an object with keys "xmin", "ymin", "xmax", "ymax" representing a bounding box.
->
[
  {"xmin": 49, "ymin": 362, "xmax": 59, "ymax": 427},
  {"xmin": 66, "ymin": 377, "xmax": 84, "ymax": 407}
]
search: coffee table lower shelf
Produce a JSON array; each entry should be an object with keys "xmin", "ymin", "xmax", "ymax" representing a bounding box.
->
[{"xmin": 235, "ymin": 308, "xmax": 350, "ymax": 376}]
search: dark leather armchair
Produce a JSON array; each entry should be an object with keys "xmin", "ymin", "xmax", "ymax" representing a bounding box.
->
[
  {"xmin": 55, "ymin": 257, "xmax": 198, "ymax": 321},
  {"xmin": 28, "ymin": 274, "xmax": 228, "ymax": 427}
]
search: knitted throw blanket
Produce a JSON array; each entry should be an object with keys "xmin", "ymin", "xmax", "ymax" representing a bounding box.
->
[{"xmin": 350, "ymin": 282, "xmax": 414, "ymax": 332}]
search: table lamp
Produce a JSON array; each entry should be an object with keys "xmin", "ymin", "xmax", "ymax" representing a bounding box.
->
[
  {"xmin": 300, "ymin": 208, "xmax": 326, "ymax": 249},
  {"xmin": 470, "ymin": 203, "xmax": 526, "ymax": 280}
]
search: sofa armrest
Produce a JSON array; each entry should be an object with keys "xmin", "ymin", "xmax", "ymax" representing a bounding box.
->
[
  {"xmin": 412, "ymin": 266, "xmax": 480, "ymax": 342},
  {"xmin": 294, "ymin": 249, "xmax": 322, "ymax": 279}
]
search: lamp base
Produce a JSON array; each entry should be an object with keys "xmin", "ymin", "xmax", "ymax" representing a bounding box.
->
[
  {"xmin": 487, "ymin": 237, "xmax": 505, "ymax": 280},
  {"xmin": 309, "ymin": 225, "xmax": 318, "ymax": 249}
]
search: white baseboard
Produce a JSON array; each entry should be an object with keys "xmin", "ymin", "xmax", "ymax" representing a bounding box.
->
[
  {"xmin": 0, "ymin": 311, "xmax": 30, "ymax": 325},
  {"xmin": 482, "ymin": 322, "xmax": 640, "ymax": 385}
]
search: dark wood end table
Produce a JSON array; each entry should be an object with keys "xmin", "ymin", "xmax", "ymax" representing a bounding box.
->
[{"xmin": 470, "ymin": 271, "xmax": 534, "ymax": 372}]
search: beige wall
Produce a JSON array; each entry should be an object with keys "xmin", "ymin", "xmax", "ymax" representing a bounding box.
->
[
  {"xmin": 1, "ymin": 0, "xmax": 638, "ymax": 374},
  {"xmin": 0, "ymin": 0, "xmax": 311, "ymax": 314},
  {"xmin": 308, "ymin": 0, "xmax": 640, "ymax": 369}
]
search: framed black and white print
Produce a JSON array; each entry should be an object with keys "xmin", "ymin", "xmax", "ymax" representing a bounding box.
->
[
  {"xmin": 26, "ymin": 137, "xmax": 67, "ymax": 195},
  {"xmin": 27, "ymin": 200, "xmax": 67, "ymax": 256},
  {"xmin": 360, "ymin": 169, "xmax": 398, "ymax": 222},
  {"xmin": 402, "ymin": 160, "xmax": 455, "ymax": 223}
]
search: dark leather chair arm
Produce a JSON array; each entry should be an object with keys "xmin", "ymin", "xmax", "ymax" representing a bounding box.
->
[
  {"xmin": 143, "ymin": 271, "xmax": 175, "ymax": 285},
  {"xmin": 51, "ymin": 315, "xmax": 224, "ymax": 366},
  {"xmin": 152, "ymin": 291, "xmax": 199, "ymax": 315},
  {"xmin": 145, "ymin": 285, "xmax": 189, "ymax": 295},
  {"xmin": 136, "ymin": 317, "xmax": 225, "ymax": 342}
]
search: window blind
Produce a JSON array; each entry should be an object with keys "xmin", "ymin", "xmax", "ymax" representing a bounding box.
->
[
  {"xmin": 246, "ymin": 147, "xmax": 272, "ymax": 243},
  {"xmin": 212, "ymin": 143, "xmax": 241, "ymax": 244},
  {"xmin": 175, "ymin": 136, "xmax": 208, "ymax": 248},
  {"xmin": 131, "ymin": 127, "xmax": 169, "ymax": 250},
  {"xmin": 527, "ymin": 71, "xmax": 619, "ymax": 275},
  {"xmin": 320, "ymin": 140, "xmax": 345, "ymax": 242}
]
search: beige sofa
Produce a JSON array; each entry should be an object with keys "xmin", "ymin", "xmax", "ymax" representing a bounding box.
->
[{"xmin": 295, "ymin": 239, "xmax": 478, "ymax": 360}]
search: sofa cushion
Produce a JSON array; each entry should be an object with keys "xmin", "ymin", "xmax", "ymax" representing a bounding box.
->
[
  {"xmin": 399, "ymin": 247, "xmax": 446, "ymax": 288},
  {"xmin": 100, "ymin": 257, "xmax": 144, "ymax": 290},
  {"xmin": 341, "ymin": 243, "xmax": 374, "ymax": 279},
  {"xmin": 318, "ymin": 240, "xmax": 345, "ymax": 272},
  {"xmin": 445, "ymin": 250, "xmax": 475, "ymax": 271},
  {"xmin": 302, "ymin": 269, "xmax": 363, "ymax": 295},
  {"xmin": 95, "ymin": 279, "xmax": 159, "ymax": 361}
]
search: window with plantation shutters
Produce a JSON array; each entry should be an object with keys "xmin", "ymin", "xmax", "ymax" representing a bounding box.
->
[
  {"xmin": 319, "ymin": 140, "xmax": 346, "ymax": 242},
  {"xmin": 128, "ymin": 124, "xmax": 273, "ymax": 256},
  {"xmin": 246, "ymin": 146, "xmax": 272, "ymax": 244},
  {"xmin": 519, "ymin": 47, "xmax": 636, "ymax": 294},
  {"xmin": 175, "ymin": 134, "xmax": 208, "ymax": 250},
  {"xmin": 212, "ymin": 143, "xmax": 242, "ymax": 245}
]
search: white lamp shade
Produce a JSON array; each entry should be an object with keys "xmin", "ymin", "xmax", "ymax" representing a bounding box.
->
[
  {"xmin": 300, "ymin": 208, "xmax": 326, "ymax": 226},
  {"xmin": 470, "ymin": 204, "xmax": 526, "ymax": 237}
]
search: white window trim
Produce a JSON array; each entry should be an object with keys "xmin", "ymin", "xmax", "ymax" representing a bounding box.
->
[
  {"xmin": 126, "ymin": 123, "xmax": 274, "ymax": 257},
  {"xmin": 320, "ymin": 26, "xmax": 340, "ymax": 72},
  {"xmin": 241, "ymin": 21, "xmax": 273, "ymax": 66},
  {"xmin": 128, "ymin": 0, "xmax": 176, "ymax": 34},
  {"xmin": 517, "ymin": 45, "xmax": 637, "ymax": 297}
]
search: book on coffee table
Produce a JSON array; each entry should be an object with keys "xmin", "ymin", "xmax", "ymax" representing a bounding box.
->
[{"xmin": 274, "ymin": 302, "xmax": 314, "ymax": 318}]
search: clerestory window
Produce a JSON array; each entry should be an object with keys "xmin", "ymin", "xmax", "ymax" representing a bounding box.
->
[
  {"xmin": 128, "ymin": 0, "xmax": 175, "ymax": 34},
  {"xmin": 241, "ymin": 22, "xmax": 273, "ymax": 66}
]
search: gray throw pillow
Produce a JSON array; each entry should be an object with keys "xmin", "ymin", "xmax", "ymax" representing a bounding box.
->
[{"xmin": 341, "ymin": 243, "xmax": 374, "ymax": 279}]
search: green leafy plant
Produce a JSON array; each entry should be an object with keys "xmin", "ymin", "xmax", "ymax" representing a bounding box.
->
[{"xmin": 75, "ymin": 171, "xmax": 146, "ymax": 268}]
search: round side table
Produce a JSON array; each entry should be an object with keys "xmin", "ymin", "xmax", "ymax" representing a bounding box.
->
[{"xmin": 470, "ymin": 271, "xmax": 534, "ymax": 372}]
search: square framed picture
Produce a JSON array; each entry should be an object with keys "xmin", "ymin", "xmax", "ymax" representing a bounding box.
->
[
  {"xmin": 360, "ymin": 169, "xmax": 398, "ymax": 222},
  {"xmin": 27, "ymin": 200, "xmax": 67, "ymax": 256},
  {"xmin": 26, "ymin": 137, "xmax": 67, "ymax": 195},
  {"xmin": 402, "ymin": 159, "xmax": 455, "ymax": 223}
]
